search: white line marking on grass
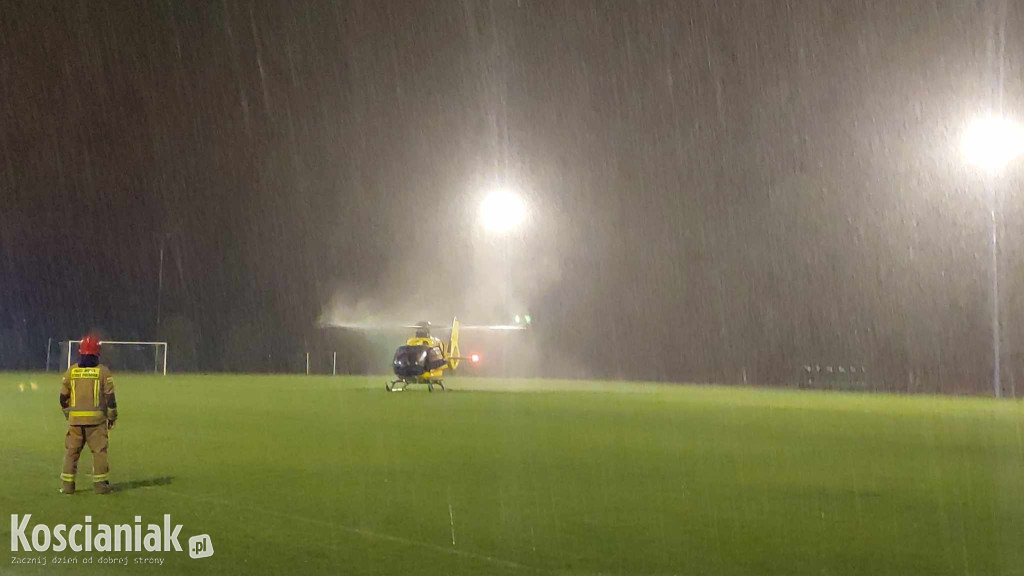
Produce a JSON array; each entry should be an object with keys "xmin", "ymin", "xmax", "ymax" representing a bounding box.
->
[
  {"xmin": 448, "ymin": 502, "xmax": 456, "ymax": 547},
  {"xmin": 163, "ymin": 488, "xmax": 548, "ymax": 574}
]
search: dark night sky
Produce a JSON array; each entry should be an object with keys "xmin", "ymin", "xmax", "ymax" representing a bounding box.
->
[{"xmin": 2, "ymin": 1, "xmax": 1023, "ymax": 392}]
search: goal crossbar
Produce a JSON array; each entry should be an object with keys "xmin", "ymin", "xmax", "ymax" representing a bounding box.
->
[{"xmin": 65, "ymin": 340, "xmax": 168, "ymax": 375}]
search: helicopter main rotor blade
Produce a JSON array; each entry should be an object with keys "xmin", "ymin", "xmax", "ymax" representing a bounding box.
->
[
  {"xmin": 320, "ymin": 321, "xmax": 528, "ymax": 331},
  {"xmin": 318, "ymin": 322, "xmax": 410, "ymax": 330}
]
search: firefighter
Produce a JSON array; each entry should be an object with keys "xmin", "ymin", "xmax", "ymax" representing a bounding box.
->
[{"xmin": 59, "ymin": 335, "xmax": 118, "ymax": 495}]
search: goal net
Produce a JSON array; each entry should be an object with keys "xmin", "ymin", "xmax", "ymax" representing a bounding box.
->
[{"xmin": 59, "ymin": 340, "xmax": 168, "ymax": 375}]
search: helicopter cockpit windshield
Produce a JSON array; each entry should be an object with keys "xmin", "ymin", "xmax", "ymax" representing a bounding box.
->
[
  {"xmin": 393, "ymin": 346, "xmax": 428, "ymax": 377},
  {"xmin": 393, "ymin": 345, "xmax": 447, "ymax": 377}
]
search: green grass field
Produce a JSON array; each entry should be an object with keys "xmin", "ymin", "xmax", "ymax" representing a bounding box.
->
[{"xmin": 1, "ymin": 373, "xmax": 1022, "ymax": 575}]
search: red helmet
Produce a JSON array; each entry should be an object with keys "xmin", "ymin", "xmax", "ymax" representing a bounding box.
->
[{"xmin": 79, "ymin": 335, "xmax": 101, "ymax": 356}]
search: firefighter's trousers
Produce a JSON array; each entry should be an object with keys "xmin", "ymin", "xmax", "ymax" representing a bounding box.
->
[{"xmin": 62, "ymin": 424, "xmax": 109, "ymax": 485}]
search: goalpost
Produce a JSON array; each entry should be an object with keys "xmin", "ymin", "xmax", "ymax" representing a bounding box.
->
[{"xmin": 63, "ymin": 340, "xmax": 169, "ymax": 375}]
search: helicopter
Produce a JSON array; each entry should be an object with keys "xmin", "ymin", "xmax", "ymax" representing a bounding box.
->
[
  {"xmin": 389, "ymin": 318, "xmax": 471, "ymax": 392},
  {"xmin": 321, "ymin": 315, "xmax": 524, "ymax": 391},
  {"xmin": 386, "ymin": 317, "xmax": 527, "ymax": 392}
]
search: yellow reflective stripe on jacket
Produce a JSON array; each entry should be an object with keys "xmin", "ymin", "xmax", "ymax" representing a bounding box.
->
[
  {"xmin": 69, "ymin": 383, "xmax": 76, "ymax": 407},
  {"xmin": 69, "ymin": 411, "xmax": 103, "ymax": 418},
  {"xmin": 93, "ymin": 380, "xmax": 99, "ymax": 405}
]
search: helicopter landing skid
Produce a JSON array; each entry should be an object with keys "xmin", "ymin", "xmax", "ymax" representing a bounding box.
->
[{"xmin": 386, "ymin": 379, "xmax": 445, "ymax": 392}]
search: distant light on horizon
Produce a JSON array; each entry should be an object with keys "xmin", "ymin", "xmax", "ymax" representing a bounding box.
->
[
  {"xmin": 479, "ymin": 188, "xmax": 526, "ymax": 234},
  {"xmin": 963, "ymin": 115, "xmax": 1024, "ymax": 173}
]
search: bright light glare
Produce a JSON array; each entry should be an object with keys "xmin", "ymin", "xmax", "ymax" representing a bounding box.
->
[
  {"xmin": 479, "ymin": 189, "xmax": 526, "ymax": 234},
  {"xmin": 470, "ymin": 353, "xmax": 481, "ymax": 364},
  {"xmin": 963, "ymin": 115, "xmax": 1024, "ymax": 173}
]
